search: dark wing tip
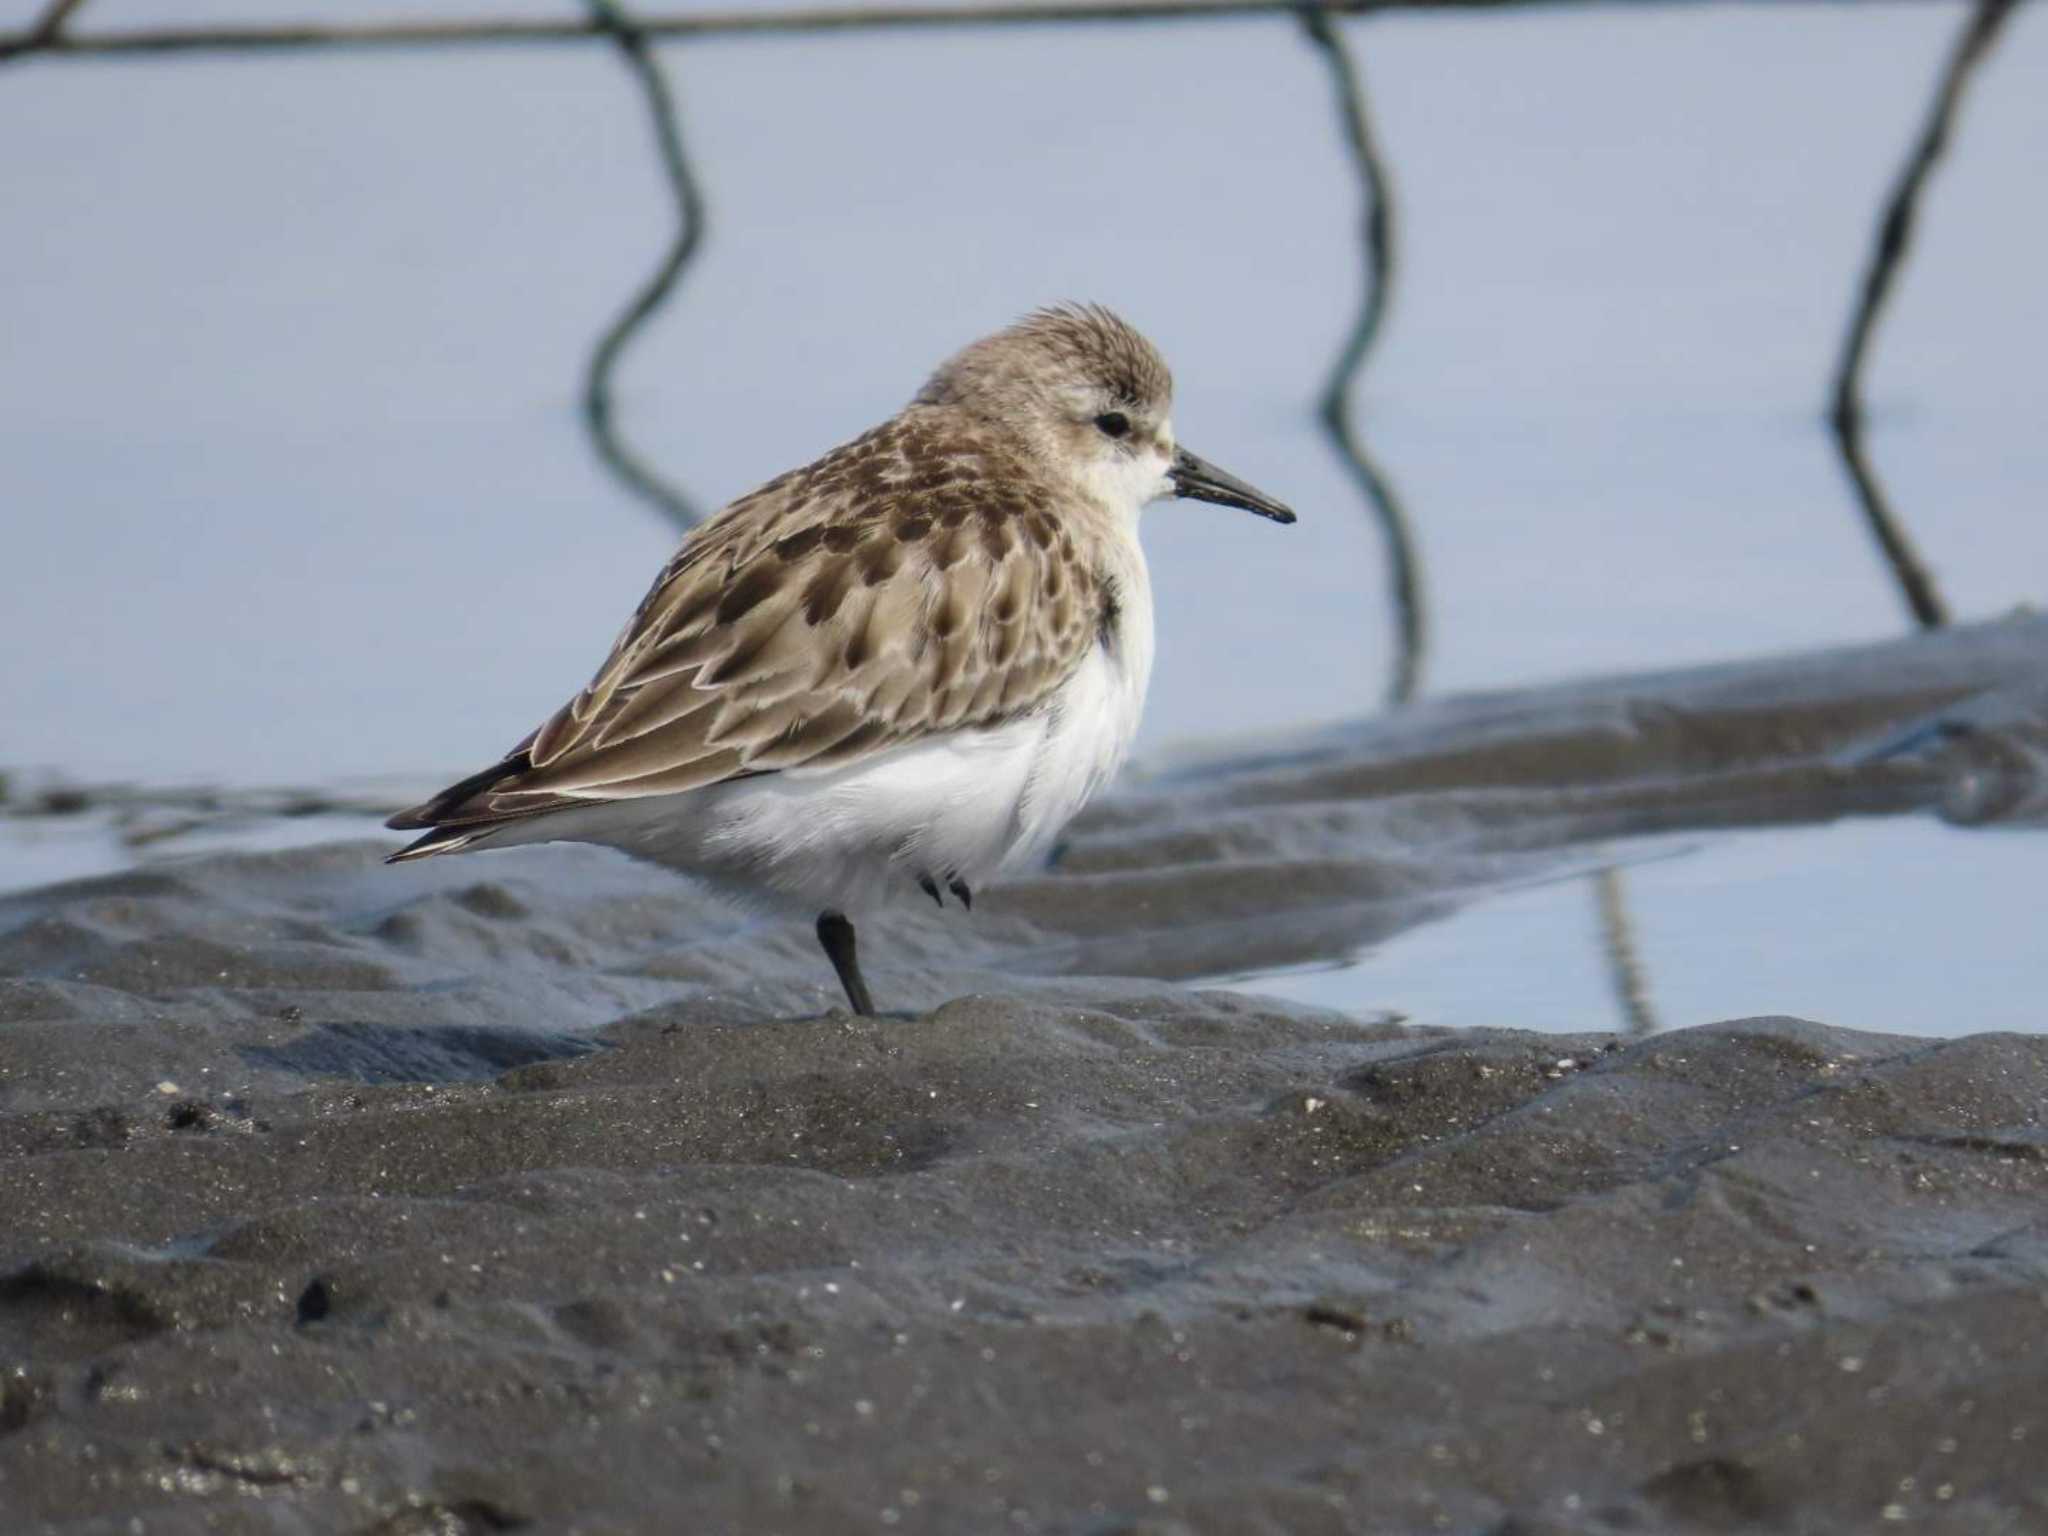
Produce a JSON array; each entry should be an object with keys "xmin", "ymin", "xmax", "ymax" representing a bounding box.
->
[
  {"xmin": 380, "ymin": 752, "xmax": 545, "ymax": 865},
  {"xmin": 384, "ymin": 825, "xmax": 487, "ymax": 863},
  {"xmin": 387, "ymin": 751, "xmax": 536, "ymax": 829}
]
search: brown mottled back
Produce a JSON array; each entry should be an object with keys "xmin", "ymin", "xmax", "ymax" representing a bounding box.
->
[
  {"xmin": 389, "ymin": 408, "xmax": 1106, "ymax": 829},
  {"xmin": 386, "ymin": 304, "xmax": 1178, "ymax": 838}
]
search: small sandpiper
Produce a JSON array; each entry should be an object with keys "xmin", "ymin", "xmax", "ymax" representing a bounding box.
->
[{"xmin": 387, "ymin": 304, "xmax": 1295, "ymax": 1013}]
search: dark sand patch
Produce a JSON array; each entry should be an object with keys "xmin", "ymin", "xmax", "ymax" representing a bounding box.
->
[{"xmin": 3, "ymin": 854, "xmax": 2046, "ymax": 1533}]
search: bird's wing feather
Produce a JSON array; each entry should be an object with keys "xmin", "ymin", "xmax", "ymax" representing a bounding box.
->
[{"xmin": 387, "ymin": 413, "xmax": 1103, "ymax": 833}]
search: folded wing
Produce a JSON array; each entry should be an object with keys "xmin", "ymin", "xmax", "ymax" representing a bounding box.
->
[{"xmin": 387, "ymin": 415, "xmax": 1100, "ymax": 846}]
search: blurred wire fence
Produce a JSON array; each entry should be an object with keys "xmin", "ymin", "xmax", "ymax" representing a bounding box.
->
[{"xmin": 2, "ymin": 0, "xmax": 2023, "ymax": 711}]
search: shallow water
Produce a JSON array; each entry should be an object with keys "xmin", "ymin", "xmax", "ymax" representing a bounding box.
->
[
  {"xmin": 1243, "ymin": 817, "xmax": 2048, "ymax": 1036},
  {"xmin": 3, "ymin": 2, "xmax": 2045, "ymax": 1034}
]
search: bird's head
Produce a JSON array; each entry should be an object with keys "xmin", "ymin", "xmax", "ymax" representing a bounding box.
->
[{"xmin": 915, "ymin": 303, "xmax": 1295, "ymax": 525}]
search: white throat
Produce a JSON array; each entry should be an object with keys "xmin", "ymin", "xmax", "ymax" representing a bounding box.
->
[{"xmin": 1075, "ymin": 419, "xmax": 1175, "ymax": 522}]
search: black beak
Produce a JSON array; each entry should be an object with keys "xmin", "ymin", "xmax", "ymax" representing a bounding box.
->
[{"xmin": 1169, "ymin": 447, "xmax": 1296, "ymax": 524}]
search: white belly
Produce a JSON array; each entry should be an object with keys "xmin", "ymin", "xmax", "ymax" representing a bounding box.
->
[{"xmin": 521, "ymin": 568, "xmax": 1156, "ymax": 916}]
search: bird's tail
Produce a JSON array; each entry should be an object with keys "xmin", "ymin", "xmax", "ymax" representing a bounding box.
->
[
  {"xmin": 384, "ymin": 825, "xmax": 502, "ymax": 864},
  {"xmin": 383, "ymin": 748, "xmax": 549, "ymax": 864}
]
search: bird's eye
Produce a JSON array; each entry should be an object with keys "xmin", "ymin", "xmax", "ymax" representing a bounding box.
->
[{"xmin": 1095, "ymin": 411, "xmax": 1132, "ymax": 439}]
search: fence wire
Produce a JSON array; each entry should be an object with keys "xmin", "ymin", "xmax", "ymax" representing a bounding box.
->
[
  {"xmin": 0, "ymin": 0, "xmax": 2026, "ymax": 717},
  {"xmin": 1826, "ymin": 0, "xmax": 2019, "ymax": 632},
  {"xmin": 580, "ymin": 0, "xmax": 708, "ymax": 531},
  {"xmin": 1300, "ymin": 6, "xmax": 1425, "ymax": 707}
]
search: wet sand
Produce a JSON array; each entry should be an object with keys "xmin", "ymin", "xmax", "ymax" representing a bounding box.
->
[{"xmin": 4, "ymin": 618, "xmax": 2047, "ymax": 1534}]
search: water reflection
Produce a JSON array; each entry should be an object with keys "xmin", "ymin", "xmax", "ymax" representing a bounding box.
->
[
  {"xmin": 1241, "ymin": 816, "xmax": 2046, "ymax": 1039},
  {"xmin": 1593, "ymin": 866, "xmax": 1660, "ymax": 1037},
  {"xmin": 1015, "ymin": 615, "xmax": 2048, "ymax": 1037}
]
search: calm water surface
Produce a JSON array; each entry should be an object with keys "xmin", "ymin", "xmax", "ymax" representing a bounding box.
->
[{"xmin": 3, "ymin": 2, "xmax": 2043, "ymax": 1034}]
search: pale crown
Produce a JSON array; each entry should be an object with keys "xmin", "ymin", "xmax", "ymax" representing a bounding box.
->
[{"xmin": 915, "ymin": 304, "xmax": 1178, "ymax": 516}]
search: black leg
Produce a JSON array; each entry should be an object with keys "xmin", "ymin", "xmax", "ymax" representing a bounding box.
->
[
  {"xmin": 946, "ymin": 876, "xmax": 972, "ymax": 911},
  {"xmin": 917, "ymin": 872, "xmax": 943, "ymax": 907},
  {"xmin": 815, "ymin": 910, "xmax": 875, "ymax": 1016}
]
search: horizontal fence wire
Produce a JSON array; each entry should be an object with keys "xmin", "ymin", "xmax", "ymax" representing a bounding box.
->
[{"xmin": 0, "ymin": 2, "xmax": 1919, "ymax": 63}]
